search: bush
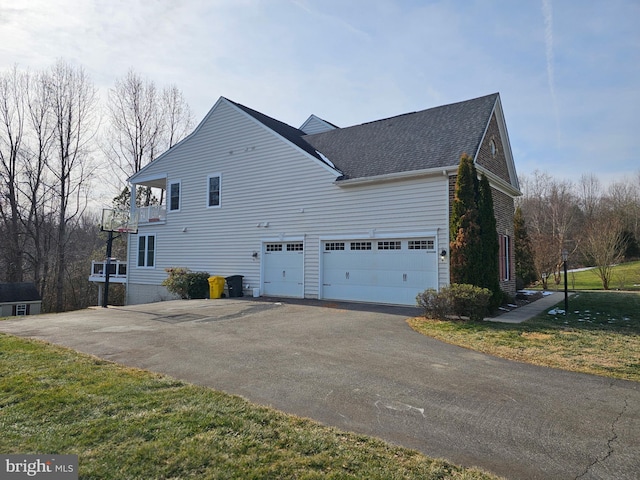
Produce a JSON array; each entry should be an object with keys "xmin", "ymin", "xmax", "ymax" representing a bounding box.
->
[
  {"xmin": 416, "ymin": 284, "xmax": 492, "ymax": 321},
  {"xmin": 416, "ymin": 288, "xmax": 451, "ymax": 320},
  {"xmin": 162, "ymin": 267, "xmax": 210, "ymax": 299},
  {"xmin": 448, "ymin": 284, "xmax": 491, "ymax": 321}
]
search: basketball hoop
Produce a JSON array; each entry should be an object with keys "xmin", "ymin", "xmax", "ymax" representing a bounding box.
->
[{"xmin": 101, "ymin": 208, "xmax": 139, "ymax": 234}]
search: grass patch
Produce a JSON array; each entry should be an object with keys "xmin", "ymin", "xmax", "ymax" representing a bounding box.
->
[
  {"xmin": 547, "ymin": 260, "xmax": 640, "ymax": 291},
  {"xmin": 0, "ymin": 334, "xmax": 498, "ymax": 479},
  {"xmin": 409, "ymin": 292, "xmax": 640, "ymax": 382}
]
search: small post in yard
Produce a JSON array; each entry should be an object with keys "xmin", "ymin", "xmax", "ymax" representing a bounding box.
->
[{"xmin": 562, "ymin": 249, "xmax": 569, "ymax": 314}]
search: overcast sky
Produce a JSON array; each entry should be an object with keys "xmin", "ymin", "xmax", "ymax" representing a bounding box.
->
[{"xmin": 1, "ymin": 0, "xmax": 638, "ymax": 187}]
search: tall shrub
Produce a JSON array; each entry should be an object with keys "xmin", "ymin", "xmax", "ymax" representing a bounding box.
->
[
  {"xmin": 450, "ymin": 154, "xmax": 483, "ymax": 287},
  {"xmin": 478, "ymin": 174, "xmax": 502, "ymax": 307}
]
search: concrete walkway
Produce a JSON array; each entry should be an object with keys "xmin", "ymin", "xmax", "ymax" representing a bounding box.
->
[{"xmin": 487, "ymin": 291, "xmax": 569, "ymax": 323}]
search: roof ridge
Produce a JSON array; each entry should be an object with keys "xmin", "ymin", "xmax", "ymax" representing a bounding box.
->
[{"xmin": 340, "ymin": 92, "xmax": 499, "ymax": 130}]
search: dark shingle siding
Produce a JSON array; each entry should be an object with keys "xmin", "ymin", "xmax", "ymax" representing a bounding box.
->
[{"xmin": 0, "ymin": 283, "xmax": 41, "ymax": 303}]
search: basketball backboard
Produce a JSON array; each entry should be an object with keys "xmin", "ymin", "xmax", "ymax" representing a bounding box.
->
[{"xmin": 101, "ymin": 208, "xmax": 139, "ymax": 234}]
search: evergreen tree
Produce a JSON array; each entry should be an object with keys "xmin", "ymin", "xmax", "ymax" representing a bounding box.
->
[
  {"xmin": 514, "ymin": 206, "xmax": 537, "ymax": 288},
  {"xmin": 478, "ymin": 174, "xmax": 502, "ymax": 307},
  {"xmin": 450, "ymin": 154, "xmax": 483, "ymax": 286}
]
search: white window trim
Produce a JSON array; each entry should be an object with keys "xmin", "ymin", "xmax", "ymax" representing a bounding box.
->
[
  {"xmin": 136, "ymin": 233, "xmax": 157, "ymax": 269},
  {"xmin": 16, "ymin": 304, "xmax": 27, "ymax": 316},
  {"xmin": 168, "ymin": 180, "xmax": 181, "ymax": 212},
  {"xmin": 206, "ymin": 173, "xmax": 222, "ymax": 209}
]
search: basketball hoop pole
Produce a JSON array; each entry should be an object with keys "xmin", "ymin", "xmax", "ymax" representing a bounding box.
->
[{"xmin": 102, "ymin": 230, "xmax": 114, "ymax": 308}]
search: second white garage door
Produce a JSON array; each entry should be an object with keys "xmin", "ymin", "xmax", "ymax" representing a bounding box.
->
[{"xmin": 321, "ymin": 238, "xmax": 438, "ymax": 306}]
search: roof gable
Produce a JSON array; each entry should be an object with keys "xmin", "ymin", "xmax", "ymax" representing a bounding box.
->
[
  {"xmin": 299, "ymin": 114, "xmax": 338, "ymax": 134},
  {"xmin": 129, "ymin": 97, "xmax": 342, "ymax": 184},
  {"xmin": 303, "ymin": 93, "xmax": 499, "ymax": 180},
  {"xmin": 0, "ymin": 282, "xmax": 41, "ymax": 303}
]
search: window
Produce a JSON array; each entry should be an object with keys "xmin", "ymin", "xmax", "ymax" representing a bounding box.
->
[
  {"xmin": 499, "ymin": 234, "xmax": 511, "ymax": 281},
  {"xmin": 350, "ymin": 241, "xmax": 372, "ymax": 250},
  {"xmin": 325, "ymin": 242, "xmax": 345, "ymax": 251},
  {"xmin": 137, "ymin": 234, "xmax": 156, "ymax": 267},
  {"xmin": 378, "ymin": 241, "xmax": 401, "ymax": 250},
  {"xmin": 490, "ymin": 139, "xmax": 497, "ymax": 157},
  {"xmin": 266, "ymin": 244, "xmax": 283, "ymax": 252},
  {"xmin": 408, "ymin": 239, "xmax": 434, "ymax": 250},
  {"xmin": 207, "ymin": 174, "xmax": 221, "ymax": 207},
  {"xmin": 286, "ymin": 243, "xmax": 304, "ymax": 251},
  {"xmin": 169, "ymin": 181, "xmax": 181, "ymax": 211},
  {"xmin": 15, "ymin": 304, "xmax": 27, "ymax": 316}
]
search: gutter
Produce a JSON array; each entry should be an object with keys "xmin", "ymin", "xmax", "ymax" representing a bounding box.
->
[{"xmin": 335, "ymin": 166, "xmax": 456, "ymax": 187}]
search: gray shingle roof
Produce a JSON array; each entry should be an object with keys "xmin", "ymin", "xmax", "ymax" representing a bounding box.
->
[
  {"xmin": 0, "ymin": 282, "xmax": 41, "ymax": 303},
  {"xmin": 230, "ymin": 93, "xmax": 499, "ymax": 181},
  {"xmin": 303, "ymin": 93, "xmax": 499, "ymax": 180}
]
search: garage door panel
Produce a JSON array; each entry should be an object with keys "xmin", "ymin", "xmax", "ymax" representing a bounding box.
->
[
  {"xmin": 321, "ymin": 238, "xmax": 438, "ymax": 306},
  {"xmin": 263, "ymin": 243, "xmax": 303, "ymax": 297}
]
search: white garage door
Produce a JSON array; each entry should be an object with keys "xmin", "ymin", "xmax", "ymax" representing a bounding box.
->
[
  {"xmin": 262, "ymin": 242, "xmax": 304, "ymax": 297},
  {"xmin": 321, "ymin": 238, "xmax": 438, "ymax": 305}
]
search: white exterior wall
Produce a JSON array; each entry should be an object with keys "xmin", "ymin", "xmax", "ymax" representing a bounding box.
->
[{"xmin": 127, "ymin": 99, "xmax": 450, "ymax": 304}]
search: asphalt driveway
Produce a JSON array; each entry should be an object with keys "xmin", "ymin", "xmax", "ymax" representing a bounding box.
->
[{"xmin": 1, "ymin": 298, "xmax": 638, "ymax": 479}]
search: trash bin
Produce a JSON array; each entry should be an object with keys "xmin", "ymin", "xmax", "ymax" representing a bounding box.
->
[
  {"xmin": 226, "ymin": 275, "xmax": 244, "ymax": 297},
  {"xmin": 208, "ymin": 276, "xmax": 225, "ymax": 299}
]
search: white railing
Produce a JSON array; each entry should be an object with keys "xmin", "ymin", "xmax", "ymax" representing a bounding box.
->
[
  {"xmin": 136, "ymin": 205, "xmax": 166, "ymax": 224},
  {"xmin": 89, "ymin": 260, "xmax": 128, "ymax": 283}
]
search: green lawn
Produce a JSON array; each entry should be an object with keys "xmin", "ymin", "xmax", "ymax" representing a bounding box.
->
[
  {"xmin": 548, "ymin": 260, "xmax": 640, "ymax": 291},
  {"xmin": 0, "ymin": 334, "xmax": 499, "ymax": 480},
  {"xmin": 410, "ymin": 291, "xmax": 640, "ymax": 381}
]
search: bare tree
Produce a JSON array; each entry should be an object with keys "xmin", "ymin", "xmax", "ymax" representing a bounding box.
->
[
  {"xmin": 106, "ymin": 70, "xmax": 162, "ymax": 179},
  {"xmin": 162, "ymin": 85, "xmax": 194, "ymax": 149},
  {"xmin": 581, "ymin": 213, "xmax": 626, "ymax": 289},
  {"xmin": 0, "ymin": 66, "xmax": 27, "ymax": 282},
  {"xmin": 577, "ymin": 173, "xmax": 601, "ymax": 221},
  {"xmin": 519, "ymin": 171, "xmax": 578, "ymax": 288},
  {"xmin": 104, "ymin": 70, "xmax": 193, "ymax": 206},
  {"xmin": 606, "ymin": 178, "xmax": 640, "ymax": 258},
  {"xmin": 23, "ymin": 69, "xmax": 56, "ymax": 296},
  {"xmin": 46, "ymin": 60, "xmax": 98, "ymax": 311}
]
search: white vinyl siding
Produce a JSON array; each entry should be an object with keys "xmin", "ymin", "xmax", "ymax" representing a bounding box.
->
[{"xmin": 127, "ymin": 99, "xmax": 450, "ymax": 303}]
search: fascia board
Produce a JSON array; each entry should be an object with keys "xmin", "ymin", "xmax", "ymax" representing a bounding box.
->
[
  {"xmin": 471, "ymin": 94, "xmax": 520, "ymax": 193},
  {"xmin": 476, "ymin": 165, "xmax": 522, "ymax": 197}
]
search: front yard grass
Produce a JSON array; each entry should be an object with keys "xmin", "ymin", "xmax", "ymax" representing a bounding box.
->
[
  {"xmin": 409, "ymin": 291, "xmax": 640, "ymax": 382},
  {"xmin": 0, "ymin": 334, "xmax": 498, "ymax": 480},
  {"xmin": 549, "ymin": 260, "xmax": 640, "ymax": 291}
]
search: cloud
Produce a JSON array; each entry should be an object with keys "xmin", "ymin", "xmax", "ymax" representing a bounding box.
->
[{"xmin": 541, "ymin": 0, "xmax": 561, "ymax": 145}]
